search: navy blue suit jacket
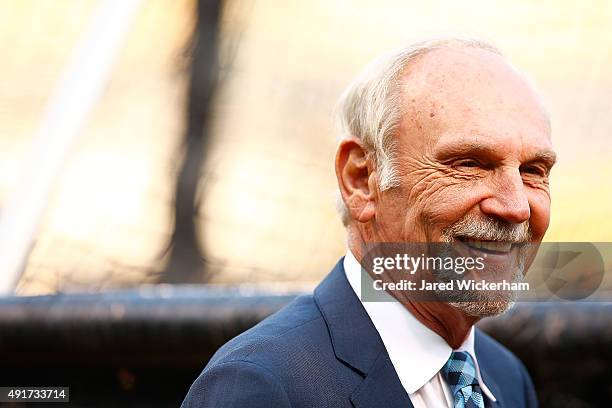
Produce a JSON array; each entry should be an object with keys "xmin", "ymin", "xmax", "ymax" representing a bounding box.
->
[{"xmin": 182, "ymin": 259, "xmax": 538, "ymax": 407}]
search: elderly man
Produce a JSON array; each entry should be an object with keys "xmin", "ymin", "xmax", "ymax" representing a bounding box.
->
[{"xmin": 182, "ymin": 38, "xmax": 555, "ymax": 407}]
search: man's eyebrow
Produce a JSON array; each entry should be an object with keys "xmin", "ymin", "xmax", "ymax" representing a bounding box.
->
[
  {"xmin": 529, "ymin": 150, "xmax": 557, "ymax": 167},
  {"xmin": 434, "ymin": 142, "xmax": 505, "ymax": 159},
  {"xmin": 434, "ymin": 142, "xmax": 557, "ymax": 166}
]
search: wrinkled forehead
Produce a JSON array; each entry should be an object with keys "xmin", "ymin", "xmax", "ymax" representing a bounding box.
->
[{"xmin": 398, "ymin": 46, "xmax": 551, "ymax": 149}]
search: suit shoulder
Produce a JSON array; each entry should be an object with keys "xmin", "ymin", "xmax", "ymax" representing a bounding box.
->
[
  {"xmin": 476, "ymin": 328, "xmax": 538, "ymax": 407},
  {"xmin": 187, "ymin": 292, "xmax": 360, "ymax": 407},
  {"xmin": 182, "ymin": 358, "xmax": 292, "ymax": 407},
  {"xmin": 475, "ymin": 328, "xmax": 534, "ymax": 386},
  {"xmin": 206, "ymin": 294, "xmax": 329, "ymax": 368},
  {"xmin": 475, "ymin": 328, "xmax": 524, "ymax": 369}
]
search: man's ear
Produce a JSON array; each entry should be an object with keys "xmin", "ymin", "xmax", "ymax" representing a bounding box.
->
[{"xmin": 335, "ymin": 138, "xmax": 377, "ymax": 223}]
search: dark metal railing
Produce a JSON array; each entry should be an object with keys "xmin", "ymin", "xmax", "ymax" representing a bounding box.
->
[{"xmin": 0, "ymin": 286, "xmax": 610, "ymax": 407}]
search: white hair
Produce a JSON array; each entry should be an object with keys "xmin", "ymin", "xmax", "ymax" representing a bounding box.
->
[{"xmin": 334, "ymin": 37, "xmax": 501, "ymax": 226}]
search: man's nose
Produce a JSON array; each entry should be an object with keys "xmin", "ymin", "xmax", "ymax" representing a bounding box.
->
[{"xmin": 479, "ymin": 168, "xmax": 530, "ymax": 224}]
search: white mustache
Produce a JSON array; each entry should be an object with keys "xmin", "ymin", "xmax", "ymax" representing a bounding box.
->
[{"xmin": 442, "ymin": 215, "xmax": 532, "ymax": 243}]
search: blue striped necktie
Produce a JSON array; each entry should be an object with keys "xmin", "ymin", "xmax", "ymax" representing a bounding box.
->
[{"xmin": 442, "ymin": 351, "xmax": 486, "ymax": 408}]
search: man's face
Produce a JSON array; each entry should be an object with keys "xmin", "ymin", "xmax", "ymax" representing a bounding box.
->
[{"xmin": 374, "ymin": 47, "xmax": 555, "ymax": 250}]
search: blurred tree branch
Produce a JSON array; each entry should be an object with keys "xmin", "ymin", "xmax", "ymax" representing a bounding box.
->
[{"xmin": 160, "ymin": 0, "xmax": 223, "ymax": 283}]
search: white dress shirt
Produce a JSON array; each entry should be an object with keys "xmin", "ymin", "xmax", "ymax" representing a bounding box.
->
[{"xmin": 343, "ymin": 250, "xmax": 497, "ymax": 408}]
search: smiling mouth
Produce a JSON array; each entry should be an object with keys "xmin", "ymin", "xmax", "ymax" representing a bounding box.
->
[{"xmin": 456, "ymin": 237, "xmax": 514, "ymax": 254}]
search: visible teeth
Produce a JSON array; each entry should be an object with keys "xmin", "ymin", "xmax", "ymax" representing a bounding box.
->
[{"xmin": 463, "ymin": 239, "xmax": 512, "ymax": 253}]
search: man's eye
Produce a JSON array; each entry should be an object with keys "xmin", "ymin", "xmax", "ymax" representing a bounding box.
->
[
  {"xmin": 454, "ymin": 159, "xmax": 480, "ymax": 168},
  {"xmin": 520, "ymin": 164, "xmax": 546, "ymax": 176}
]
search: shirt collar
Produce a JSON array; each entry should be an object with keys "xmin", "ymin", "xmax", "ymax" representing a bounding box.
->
[{"xmin": 343, "ymin": 250, "xmax": 497, "ymax": 401}]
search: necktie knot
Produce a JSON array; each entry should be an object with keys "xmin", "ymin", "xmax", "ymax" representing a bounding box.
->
[{"xmin": 442, "ymin": 351, "xmax": 485, "ymax": 408}]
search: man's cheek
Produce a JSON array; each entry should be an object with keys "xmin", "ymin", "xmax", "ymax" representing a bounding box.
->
[
  {"xmin": 528, "ymin": 193, "xmax": 551, "ymax": 238},
  {"xmin": 420, "ymin": 183, "xmax": 481, "ymax": 216},
  {"xmin": 406, "ymin": 176, "xmax": 462, "ymax": 213},
  {"xmin": 531, "ymin": 212, "xmax": 550, "ymax": 240}
]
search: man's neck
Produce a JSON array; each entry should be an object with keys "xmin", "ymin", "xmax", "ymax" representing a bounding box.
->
[
  {"xmin": 347, "ymin": 243, "xmax": 478, "ymax": 349},
  {"xmin": 402, "ymin": 300, "xmax": 479, "ymax": 349}
]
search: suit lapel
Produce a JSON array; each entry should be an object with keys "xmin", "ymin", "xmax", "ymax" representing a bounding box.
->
[
  {"xmin": 474, "ymin": 330, "xmax": 504, "ymax": 408},
  {"xmin": 314, "ymin": 259, "xmax": 413, "ymax": 408},
  {"xmin": 350, "ymin": 349, "xmax": 414, "ymax": 408},
  {"xmin": 480, "ymin": 366, "xmax": 503, "ymax": 408}
]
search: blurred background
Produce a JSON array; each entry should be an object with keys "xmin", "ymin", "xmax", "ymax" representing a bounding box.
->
[
  {"xmin": 1, "ymin": 0, "xmax": 612, "ymax": 295},
  {"xmin": 1, "ymin": 0, "xmax": 612, "ymax": 407}
]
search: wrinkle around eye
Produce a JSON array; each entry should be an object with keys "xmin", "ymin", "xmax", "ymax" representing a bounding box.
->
[
  {"xmin": 438, "ymin": 164, "xmax": 487, "ymax": 180},
  {"xmin": 399, "ymin": 156, "xmax": 486, "ymax": 192},
  {"xmin": 405, "ymin": 171, "xmax": 479, "ymax": 205},
  {"xmin": 522, "ymin": 174, "xmax": 550, "ymax": 191}
]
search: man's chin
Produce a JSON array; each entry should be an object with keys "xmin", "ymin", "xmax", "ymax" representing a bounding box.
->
[{"xmin": 449, "ymin": 299, "xmax": 515, "ymax": 318}]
